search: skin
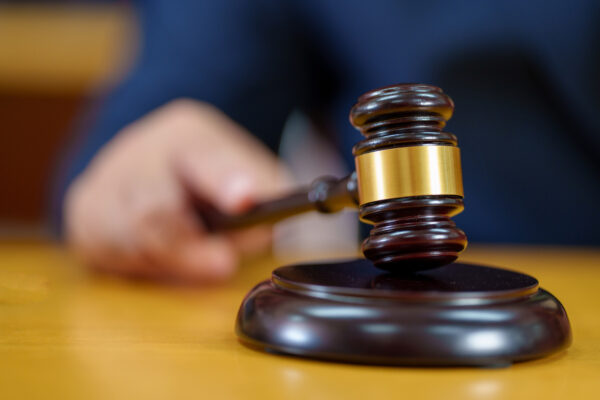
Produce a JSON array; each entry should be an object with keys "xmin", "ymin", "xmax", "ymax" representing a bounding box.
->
[{"xmin": 64, "ymin": 99, "xmax": 291, "ymax": 284}]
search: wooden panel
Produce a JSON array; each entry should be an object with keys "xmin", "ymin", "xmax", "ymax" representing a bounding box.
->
[
  {"xmin": 0, "ymin": 3, "xmax": 135, "ymax": 94},
  {"xmin": 0, "ymin": 4, "xmax": 135, "ymax": 228},
  {"xmin": 0, "ymin": 93, "xmax": 83, "ymax": 224}
]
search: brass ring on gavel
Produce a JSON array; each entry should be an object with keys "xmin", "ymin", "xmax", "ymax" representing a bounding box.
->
[{"xmin": 354, "ymin": 145, "xmax": 464, "ymax": 206}]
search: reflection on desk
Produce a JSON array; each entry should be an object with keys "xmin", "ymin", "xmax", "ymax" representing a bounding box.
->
[{"xmin": 0, "ymin": 240, "xmax": 599, "ymax": 399}]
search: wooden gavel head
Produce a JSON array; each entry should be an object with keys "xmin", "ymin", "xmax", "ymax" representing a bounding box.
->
[
  {"xmin": 236, "ymin": 84, "xmax": 571, "ymax": 368},
  {"xmin": 350, "ymin": 84, "xmax": 467, "ymax": 271},
  {"xmin": 202, "ymin": 83, "xmax": 467, "ymax": 272}
]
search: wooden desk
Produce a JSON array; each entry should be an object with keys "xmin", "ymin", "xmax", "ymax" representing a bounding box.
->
[{"xmin": 1, "ymin": 241, "xmax": 599, "ymax": 399}]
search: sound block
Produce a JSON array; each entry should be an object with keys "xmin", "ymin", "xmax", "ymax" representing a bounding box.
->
[{"xmin": 235, "ymin": 259, "xmax": 571, "ymax": 366}]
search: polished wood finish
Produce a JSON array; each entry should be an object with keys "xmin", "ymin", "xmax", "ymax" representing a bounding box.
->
[
  {"xmin": 0, "ymin": 241, "xmax": 598, "ymax": 398},
  {"xmin": 206, "ymin": 83, "xmax": 567, "ymax": 366},
  {"xmin": 237, "ymin": 260, "xmax": 570, "ymax": 366},
  {"xmin": 350, "ymin": 84, "xmax": 467, "ymax": 271}
]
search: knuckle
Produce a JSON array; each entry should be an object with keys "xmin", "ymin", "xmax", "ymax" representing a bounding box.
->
[
  {"xmin": 164, "ymin": 98, "xmax": 210, "ymax": 123},
  {"xmin": 162, "ymin": 98, "xmax": 224, "ymax": 132}
]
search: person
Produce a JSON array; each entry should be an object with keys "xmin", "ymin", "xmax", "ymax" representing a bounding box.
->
[{"xmin": 53, "ymin": 0, "xmax": 600, "ymax": 283}]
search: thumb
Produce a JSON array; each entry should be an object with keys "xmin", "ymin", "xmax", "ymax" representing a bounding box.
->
[
  {"xmin": 174, "ymin": 150, "xmax": 258, "ymax": 215},
  {"xmin": 173, "ymin": 145, "xmax": 289, "ymax": 215}
]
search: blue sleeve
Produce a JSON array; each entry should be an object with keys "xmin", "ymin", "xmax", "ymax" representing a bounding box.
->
[{"xmin": 50, "ymin": 0, "xmax": 319, "ymax": 232}]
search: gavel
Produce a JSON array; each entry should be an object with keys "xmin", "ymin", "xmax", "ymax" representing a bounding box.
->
[
  {"xmin": 200, "ymin": 84, "xmax": 467, "ymax": 271},
  {"xmin": 232, "ymin": 83, "xmax": 571, "ymax": 367}
]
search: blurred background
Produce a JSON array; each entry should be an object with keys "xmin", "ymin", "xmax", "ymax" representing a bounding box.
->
[
  {"xmin": 1, "ymin": 0, "xmax": 598, "ymax": 249},
  {"xmin": 0, "ymin": 0, "xmax": 136, "ymax": 237},
  {"xmin": 0, "ymin": 0, "xmax": 356, "ymax": 257}
]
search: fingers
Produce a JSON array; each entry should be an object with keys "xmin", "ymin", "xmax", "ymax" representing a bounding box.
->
[
  {"xmin": 164, "ymin": 235, "xmax": 238, "ymax": 283},
  {"xmin": 64, "ymin": 98, "xmax": 290, "ymax": 284},
  {"xmin": 132, "ymin": 202, "xmax": 239, "ymax": 283},
  {"xmin": 227, "ymin": 226, "xmax": 273, "ymax": 256},
  {"xmin": 168, "ymin": 103, "xmax": 292, "ymax": 214}
]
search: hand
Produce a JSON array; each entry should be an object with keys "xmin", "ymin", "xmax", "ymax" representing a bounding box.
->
[{"xmin": 64, "ymin": 99, "xmax": 290, "ymax": 283}]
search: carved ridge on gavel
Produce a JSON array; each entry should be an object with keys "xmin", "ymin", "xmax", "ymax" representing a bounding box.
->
[{"xmin": 202, "ymin": 83, "xmax": 467, "ymax": 271}]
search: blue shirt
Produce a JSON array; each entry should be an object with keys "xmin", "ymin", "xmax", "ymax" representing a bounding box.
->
[{"xmin": 54, "ymin": 0, "xmax": 600, "ymax": 244}]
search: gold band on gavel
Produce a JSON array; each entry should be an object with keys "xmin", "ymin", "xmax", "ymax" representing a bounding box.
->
[{"xmin": 354, "ymin": 145, "xmax": 464, "ymax": 206}]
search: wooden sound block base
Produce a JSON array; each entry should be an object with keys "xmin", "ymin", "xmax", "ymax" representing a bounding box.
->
[{"xmin": 235, "ymin": 259, "xmax": 571, "ymax": 366}]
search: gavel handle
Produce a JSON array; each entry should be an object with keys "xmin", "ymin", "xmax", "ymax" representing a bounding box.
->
[{"xmin": 199, "ymin": 172, "xmax": 359, "ymax": 232}]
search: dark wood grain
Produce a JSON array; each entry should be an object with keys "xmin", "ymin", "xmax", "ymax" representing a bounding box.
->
[
  {"xmin": 197, "ymin": 173, "xmax": 358, "ymax": 231},
  {"xmin": 236, "ymin": 259, "xmax": 572, "ymax": 366},
  {"xmin": 234, "ymin": 84, "xmax": 572, "ymax": 367},
  {"xmin": 350, "ymin": 84, "xmax": 467, "ymax": 271}
]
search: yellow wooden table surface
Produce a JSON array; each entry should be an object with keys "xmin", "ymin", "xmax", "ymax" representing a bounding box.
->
[{"xmin": 1, "ymin": 241, "xmax": 599, "ymax": 399}]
